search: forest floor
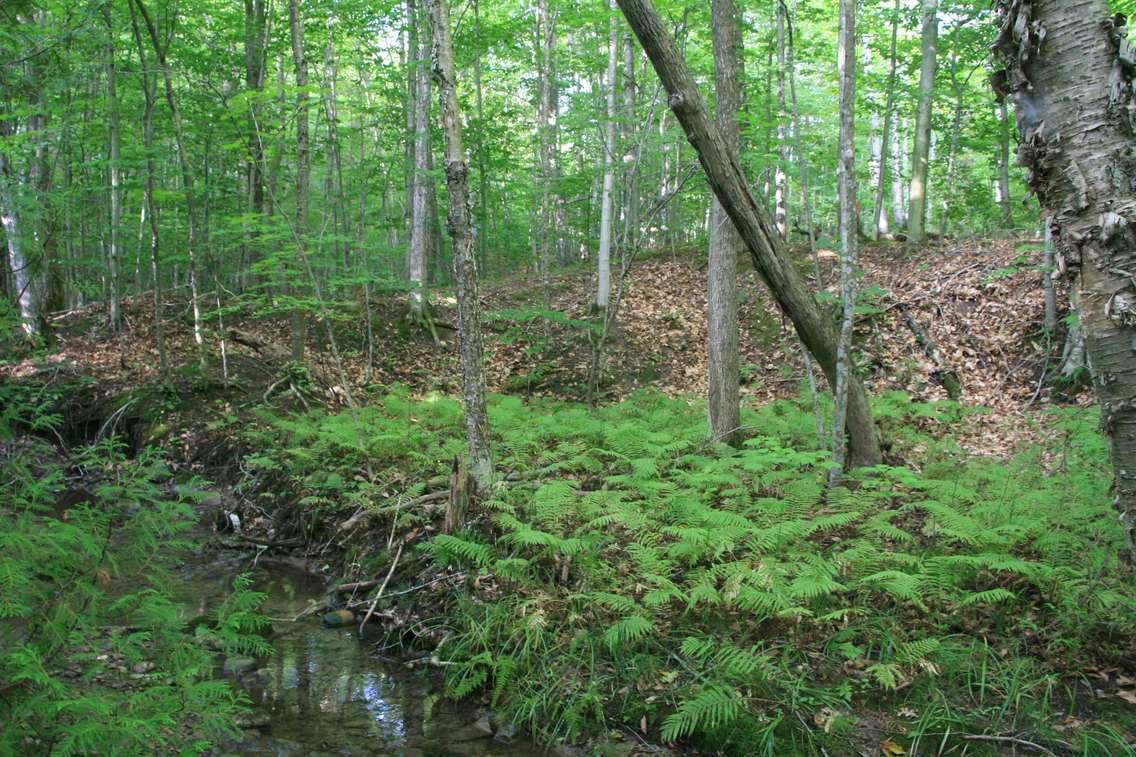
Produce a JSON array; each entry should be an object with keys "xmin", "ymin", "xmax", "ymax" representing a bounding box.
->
[
  {"xmin": 3, "ymin": 236, "xmax": 1084, "ymax": 462},
  {"xmin": 6, "ymin": 237, "xmax": 1130, "ymax": 756}
]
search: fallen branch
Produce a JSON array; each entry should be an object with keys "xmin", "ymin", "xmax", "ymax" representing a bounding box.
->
[
  {"xmin": 961, "ymin": 734, "xmax": 1058, "ymax": 756},
  {"xmin": 357, "ymin": 542, "xmax": 403, "ymax": 637},
  {"xmin": 897, "ymin": 302, "xmax": 962, "ymax": 400}
]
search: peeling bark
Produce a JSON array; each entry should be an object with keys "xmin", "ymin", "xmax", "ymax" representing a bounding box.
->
[{"xmin": 994, "ymin": 0, "xmax": 1136, "ymax": 556}]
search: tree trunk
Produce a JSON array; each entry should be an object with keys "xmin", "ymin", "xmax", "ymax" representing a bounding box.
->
[
  {"xmin": 243, "ymin": 0, "xmax": 267, "ymax": 288},
  {"xmin": 103, "ymin": 5, "xmax": 122, "ymax": 331},
  {"xmin": 536, "ymin": 0, "xmax": 555, "ymax": 281},
  {"xmin": 622, "ymin": 34, "xmax": 639, "ymax": 252},
  {"xmin": 830, "ymin": 0, "xmax": 858, "ymax": 484},
  {"xmin": 131, "ymin": 0, "xmax": 204, "ymax": 363},
  {"xmin": 994, "ymin": 0, "xmax": 1136, "ymax": 555},
  {"xmin": 1042, "ymin": 218, "xmax": 1058, "ymax": 335},
  {"xmin": 707, "ymin": 0, "xmax": 742, "ymax": 446},
  {"xmin": 939, "ymin": 24, "xmax": 965, "ymax": 238},
  {"xmin": 473, "ymin": 0, "xmax": 490, "ymax": 264},
  {"xmin": 782, "ymin": 1, "xmax": 815, "ymax": 261},
  {"xmin": 872, "ymin": 0, "xmax": 900, "ymax": 241},
  {"xmin": 288, "ymin": 0, "xmax": 309, "ymax": 362},
  {"xmin": 425, "ymin": 0, "xmax": 494, "ymax": 490},
  {"xmin": 408, "ymin": 0, "xmax": 431, "ymax": 317},
  {"xmin": 323, "ymin": 24, "xmax": 347, "ymax": 268},
  {"xmin": 773, "ymin": 2, "xmax": 789, "ymax": 239},
  {"xmin": 127, "ymin": 0, "xmax": 167, "ymax": 375},
  {"xmin": 997, "ymin": 99, "xmax": 1013, "ymax": 228},
  {"xmin": 616, "ymin": 0, "xmax": 882, "ymax": 468},
  {"xmin": 596, "ymin": 3, "xmax": 618, "ymax": 313},
  {"xmin": 907, "ymin": 0, "xmax": 938, "ymax": 245},
  {"xmin": 891, "ymin": 117, "xmax": 908, "ymax": 230},
  {"xmin": 0, "ymin": 125, "xmax": 37, "ymax": 336}
]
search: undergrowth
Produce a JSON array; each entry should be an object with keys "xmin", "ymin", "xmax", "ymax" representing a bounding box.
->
[
  {"xmin": 243, "ymin": 387, "xmax": 1136, "ymax": 754},
  {"xmin": 0, "ymin": 382, "xmax": 268, "ymax": 755}
]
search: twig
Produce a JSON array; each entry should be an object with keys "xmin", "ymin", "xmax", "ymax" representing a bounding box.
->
[
  {"xmin": 357, "ymin": 542, "xmax": 403, "ymax": 637},
  {"xmin": 344, "ymin": 572, "xmax": 466, "ymax": 608},
  {"xmin": 960, "ymin": 734, "xmax": 1058, "ymax": 756}
]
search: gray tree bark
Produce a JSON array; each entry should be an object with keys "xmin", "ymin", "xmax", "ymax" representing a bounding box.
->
[
  {"xmin": 289, "ymin": 0, "xmax": 310, "ymax": 362},
  {"xmin": 907, "ymin": 0, "xmax": 938, "ymax": 245},
  {"xmin": 994, "ymin": 0, "xmax": 1136, "ymax": 555},
  {"xmin": 596, "ymin": 3, "xmax": 618, "ymax": 313},
  {"xmin": 773, "ymin": 2, "xmax": 789, "ymax": 239},
  {"xmin": 830, "ymin": 0, "xmax": 858, "ymax": 484},
  {"xmin": 616, "ymin": 0, "xmax": 882, "ymax": 468},
  {"xmin": 131, "ymin": 0, "xmax": 204, "ymax": 363},
  {"xmin": 103, "ymin": 4, "xmax": 122, "ymax": 331},
  {"xmin": 707, "ymin": 0, "xmax": 742, "ymax": 445},
  {"xmin": 425, "ymin": 0, "xmax": 494, "ymax": 490},
  {"xmin": 872, "ymin": 0, "xmax": 900, "ymax": 241}
]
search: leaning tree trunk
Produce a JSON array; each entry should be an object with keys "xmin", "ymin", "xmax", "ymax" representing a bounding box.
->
[
  {"xmin": 994, "ymin": 0, "xmax": 1136, "ymax": 556},
  {"xmin": 616, "ymin": 0, "xmax": 882, "ymax": 468},
  {"xmin": 425, "ymin": 0, "xmax": 494, "ymax": 491},
  {"xmin": 707, "ymin": 0, "xmax": 742, "ymax": 446}
]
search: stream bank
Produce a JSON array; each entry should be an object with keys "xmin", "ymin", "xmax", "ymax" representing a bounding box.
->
[{"xmin": 181, "ymin": 547, "xmax": 541, "ymax": 756}]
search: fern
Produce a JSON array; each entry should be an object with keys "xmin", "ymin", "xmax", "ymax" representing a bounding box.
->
[{"xmin": 661, "ymin": 684, "xmax": 743, "ymax": 741}]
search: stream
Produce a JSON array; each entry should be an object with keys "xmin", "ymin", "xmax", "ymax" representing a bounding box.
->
[{"xmin": 175, "ymin": 548, "xmax": 541, "ymax": 756}]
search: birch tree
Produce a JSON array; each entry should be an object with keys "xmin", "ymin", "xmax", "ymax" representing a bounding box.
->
[
  {"xmin": 994, "ymin": 0, "xmax": 1136, "ymax": 556},
  {"xmin": 595, "ymin": 2, "xmax": 618, "ymax": 314}
]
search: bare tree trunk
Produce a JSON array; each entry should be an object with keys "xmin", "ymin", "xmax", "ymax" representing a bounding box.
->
[
  {"xmin": 408, "ymin": 0, "xmax": 431, "ymax": 319},
  {"xmin": 0, "ymin": 127, "xmax": 37, "ymax": 336},
  {"xmin": 707, "ymin": 0, "xmax": 742, "ymax": 445},
  {"xmin": 622, "ymin": 34, "xmax": 639, "ymax": 252},
  {"xmin": 131, "ymin": 0, "xmax": 204, "ymax": 363},
  {"xmin": 103, "ymin": 5, "xmax": 122, "ymax": 331},
  {"xmin": 323, "ymin": 22, "xmax": 347, "ymax": 268},
  {"xmin": 536, "ymin": 0, "xmax": 555, "ymax": 282},
  {"xmin": 782, "ymin": 2, "xmax": 815, "ymax": 261},
  {"xmin": 994, "ymin": 0, "xmax": 1136, "ymax": 555},
  {"xmin": 872, "ymin": 0, "xmax": 900, "ymax": 240},
  {"xmin": 939, "ymin": 23, "xmax": 965, "ymax": 238},
  {"xmin": 907, "ymin": 0, "xmax": 938, "ymax": 245},
  {"xmin": 616, "ymin": 0, "xmax": 882, "ymax": 468},
  {"xmin": 425, "ymin": 0, "xmax": 494, "ymax": 490},
  {"xmin": 288, "ymin": 0, "xmax": 309, "ymax": 362},
  {"xmin": 997, "ymin": 99, "xmax": 1013, "ymax": 228},
  {"xmin": 473, "ymin": 0, "xmax": 490, "ymax": 264},
  {"xmin": 830, "ymin": 0, "xmax": 858, "ymax": 484},
  {"xmin": 891, "ymin": 117, "xmax": 908, "ymax": 230},
  {"xmin": 596, "ymin": 3, "xmax": 618, "ymax": 313},
  {"xmin": 773, "ymin": 2, "xmax": 789, "ymax": 239},
  {"xmin": 128, "ymin": 0, "xmax": 167, "ymax": 374},
  {"xmin": 243, "ymin": 0, "xmax": 267, "ymax": 288}
]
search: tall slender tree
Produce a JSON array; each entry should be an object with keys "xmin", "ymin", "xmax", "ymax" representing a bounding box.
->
[
  {"xmin": 831, "ymin": 0, "xmax": 858, "ymax": 483},
  {"xmin": 595, "ymin": 2, "xmax": 618, "ymax": 314},
  {"xmin": 707, "ymin": 0, "xmax": 742, "ymax": 445},
  {"xmin": 907, "ymin": 0, "xmax": 939, "ymax": 245},
  {"xmin": 425, "ymin": 0, "xmax": 493, "ymax": 490}
]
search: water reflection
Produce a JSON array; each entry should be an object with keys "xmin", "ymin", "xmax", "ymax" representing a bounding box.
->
[{"xmin": 177, "ymin": 555, "xmax": 538, "ymax": 756}]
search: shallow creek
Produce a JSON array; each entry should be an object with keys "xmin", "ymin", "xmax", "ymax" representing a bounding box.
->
[{"xmin": 175, "ymin": 549, "xmax": 540, "ymax": 756}]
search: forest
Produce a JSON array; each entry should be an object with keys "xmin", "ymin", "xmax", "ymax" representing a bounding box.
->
[{"xmin": 3, "ymin": 0, "xmax": 1136, "ymax": 753}]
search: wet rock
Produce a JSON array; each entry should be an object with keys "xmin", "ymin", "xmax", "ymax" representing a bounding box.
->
[
  {"xmin": 493, "ymin": 719, "xmax": 518, "ymax": 744},
  {"xmin": 224, "ymin": 656, "xmax": 257, "ymax": 675},
  {"xmin": 320, "ymin": 609, "xmax": 355, "ymax": 628},
  {"xmin": 472, "ymin": 713, "xmax": 494, "ymax": 736}
]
